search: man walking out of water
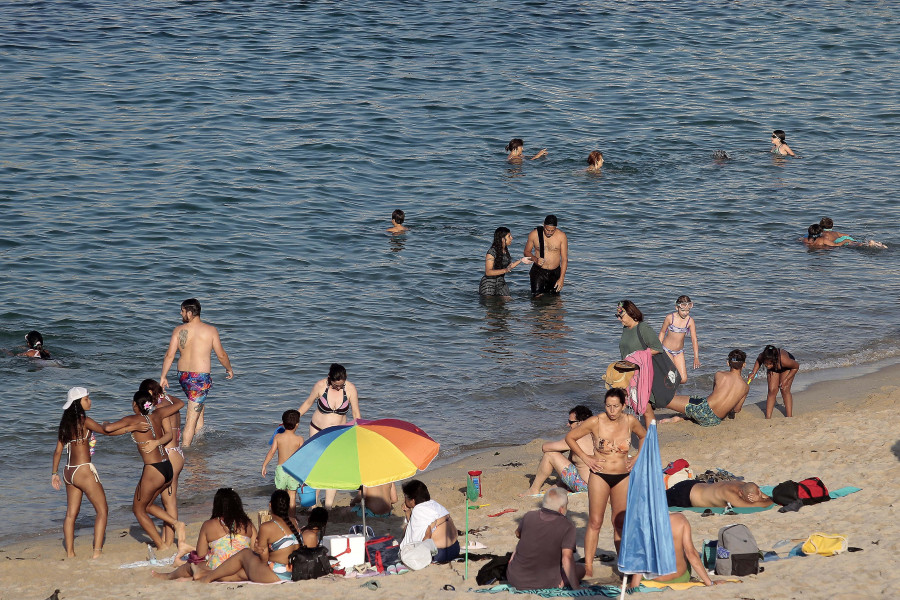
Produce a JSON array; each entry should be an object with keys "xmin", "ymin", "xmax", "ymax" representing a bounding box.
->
[
  {"xmin": 160, "ymin": 298, "xmax": 234, "ymax": 447},
  {"xmin": 524, "ymin": 215, "xmax": 568, "ymax": 295}
]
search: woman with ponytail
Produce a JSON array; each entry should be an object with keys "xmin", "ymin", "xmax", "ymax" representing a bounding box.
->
[
  {"xmin": 22, "ymin": 330, "xmax": 51, "ymax": 359},
  {"xmin": 50, "ymin": 386, "xmax": 144, "ymax": 557},
  {"xmin": 195, "ymin": 490, "xmax": 303, "ymax": 583},
  {"xmin": 105, "ymin": 388, "xmax": 188, "ymax": 551},
  {"xmin": 747, "ymin": 345, "xmax": 800, "ymax": 418}
]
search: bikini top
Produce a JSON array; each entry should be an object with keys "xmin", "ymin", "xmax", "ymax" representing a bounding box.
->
[
  {"xmin": 269, "ymin": 519, "xmax": 299, "ymax": 552},
  {"xmin": 65, "ymin": 427, "xmax": 96, "ymax": 456},
  {"xmin": 667, "ymin": 314, "xmax": 691, "ymax": 334},
  {"xmin": 132, "ymin": 414, "xmax": 166, "ymax": 460},
  {"xmin": 596, "ymin": 437, "xmax": 631, "ymax": 455},
  {"xmin": 317, "ymin": 386, "xmax": 350, "ymax": 415}
]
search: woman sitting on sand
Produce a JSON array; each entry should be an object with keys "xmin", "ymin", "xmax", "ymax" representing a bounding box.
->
[
  {"xmin": 22, "ymin": 330, "xmax": 51, "ymax": 359},
  {"xmin": 105, "ymin": 389, "xmax": 187, "ymax": 551},
  {"xmin": 50, "ymin": 386, "xmax": 146, "ymax": 558},
  {"xmin": 194, "ymin": 490, "xmax": 304, "ymax": 583},
  {"xmin": 297, "ymin": 363, "xmax": 361, "ymax": 509},
  {"xmin": 566, "ymin": 388, "xmax": 646, "ymax": 579},
  {"xmin": 747, "ymin": 345, "xmax": 799, "ymax": 419},
  {"xmin": 400, "ymin": 479, "xmax": 460, "ymax": 564},
  {"xmin": 153, "ymin": 488, "xmax": 256, "ymax": 581},
  {"xmin": 479, "ymin": 227, "xmax": 530, "ymax": 298}
]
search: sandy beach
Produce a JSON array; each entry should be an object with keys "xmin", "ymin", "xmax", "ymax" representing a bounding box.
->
[{"xmin": 4, "ymin": 363, "xmax": 898, "ymax": 600}]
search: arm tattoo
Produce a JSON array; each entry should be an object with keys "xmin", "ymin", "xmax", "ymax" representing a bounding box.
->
[{"xmin": 178, "ymin": 329, "xmax": 188, "ymax": 350}]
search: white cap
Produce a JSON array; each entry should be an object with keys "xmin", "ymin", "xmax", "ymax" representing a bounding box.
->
[{"xmin": 64, "ymin": 387, "xmax": 89, "ymax": 410}]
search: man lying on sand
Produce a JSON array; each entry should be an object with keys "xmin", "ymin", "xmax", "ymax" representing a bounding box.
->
[
  {"xmin": 520, "ymin": 405, "xmax": 593, "ymax": 496},
  {"xmin": 666, "ymin": 480, "xmax": 773, "ymax": 509},
  {"xmin": 660, "ymin": 349, "xmax": 749, "ymax": 427}
]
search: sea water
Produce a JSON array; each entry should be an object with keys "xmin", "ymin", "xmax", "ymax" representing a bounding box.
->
[{"xmin": 1, "ymin": 1, "xmax": 898, "ymax": 542}]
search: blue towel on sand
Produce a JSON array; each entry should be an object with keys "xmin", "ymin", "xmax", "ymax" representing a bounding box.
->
[
  {"xmin": 758, "ymin": 485, "xmax": 861, "ymax": 499},
  {"xmin": 475, "ymin": 584, "xmax": 662, "ymax": 596},
  {"xmin": 672, "ymin": 485, "xmax": 862, "ymax": 514}
]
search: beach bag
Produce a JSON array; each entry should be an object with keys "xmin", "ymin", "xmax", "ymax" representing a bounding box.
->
[
  {"xmin": 476, "ymin": 552, "xmax": 512, "ymax": 585},
  {"xmin": 288, "ymin": 545, "xmax": 334, "ymax": 581},
  {"xmin": 664, "ymin": 467, "xmax": 694, "ymax": 489},
  {"xmin": 715, "ymin": 524, "xmax": 760, "ymax": 576},
  {"xmin": 366, "ymin": 535, "xmax": 401, "ymax": 572},
  {"xmin": 400, "ymin": 539, "xmax": 437, "ymax": 570},
  {"xmin": 635, "ymin": 327, "xmax": 679, "ymax": 408},
  {"xmin": 603, "ymin": 361, "xmax": 638, "ymax": 390},
  {"xmin": 773, "ymin": 477, "xmax": 830, "ymax": 506},
  {"xmin": 801, "ymin": 533, "xmax": 848, "ymax": 557}
]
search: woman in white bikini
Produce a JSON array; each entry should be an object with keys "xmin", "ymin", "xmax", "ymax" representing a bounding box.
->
[
  {"xmin": 566, "ymin": 388, "xmax": 646, "ymax": 579},
  {"xmin": 297, "ymin": 363, "xmax": 361, "ymax": 508},
  {"xmin": 658, "ymin": 295, "xmax": 701, "ymax": 384},
  {"xmin": 50, "ymin": 387, "xmax": 145, "ymax": 558}
]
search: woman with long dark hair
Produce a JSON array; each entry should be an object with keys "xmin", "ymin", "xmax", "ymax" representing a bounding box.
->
[
  {"xmin": 479, "ymin": 227, "xmax": 529, "ymax": 298},
  {"xmin": 747, "ymin": 345, "xmax": 800, "ymax": 418},
  {"xmin": 195, "ymin": 490, "xmax": 303, "ymax": 583},
  {"xmin": 22, "ymin": 330, "xmax": 51, "ymax": 359},
  {"xmin": 153, "ymin": 488, "xmax": 256, "ymax": 580},
  {"xmin": 106, "ymin": 388, "xmax": 187, "ymax": 551},
  {"xmin": 50, "ymin": 386, "xmax": 145, "ymax": 557}
]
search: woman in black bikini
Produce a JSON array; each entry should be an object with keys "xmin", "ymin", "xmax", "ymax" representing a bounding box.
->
[
  {"xmin": 297, "ymin": 363, "xmax": 361, "ymax": 508},
  {"xmin": 566, "ymin": 388, "xmax": 645, "ymax": 579},
  {"xmin": 107, "ymin": 388, "xmax": 188, "ymax": 551},
  {"xmin": 747, "ymin": 345, "xmax": 800, "ymax": 419}
]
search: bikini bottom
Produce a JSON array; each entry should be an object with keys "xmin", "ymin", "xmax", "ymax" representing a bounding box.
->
[
  {"xmin": 64, "ymin": 462, "xmax": 101, "ymax": 486},
  {"xmin": 596, "ymin": 472, "xmax": 629, "ymax": 488}
]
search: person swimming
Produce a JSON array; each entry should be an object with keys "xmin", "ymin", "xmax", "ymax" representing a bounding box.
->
[
  {"xmin": 771, "ymin": 129, "xmax": 796, "ymax": 157},
  {"xmin": 587, "ymin": 150, "xmax": 603, "ymax": 172},
  {"xmin": 22, "ymin": 330, "xmax": 50, "ymax": 359}
]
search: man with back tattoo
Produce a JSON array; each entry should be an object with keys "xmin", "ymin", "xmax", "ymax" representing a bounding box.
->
[{"xmin": 160, "ymin": 298, "xmax": 234, "ymax": 447}]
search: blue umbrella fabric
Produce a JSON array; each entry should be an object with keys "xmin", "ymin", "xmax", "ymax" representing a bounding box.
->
[{"xmin": 617, "ymin": 420, "xmax": 676, "ymax": 579}]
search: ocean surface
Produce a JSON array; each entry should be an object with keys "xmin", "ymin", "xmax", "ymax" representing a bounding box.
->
[{"xmin": 1, "ymin": 1, "xmax": 898, "ymax": 543}]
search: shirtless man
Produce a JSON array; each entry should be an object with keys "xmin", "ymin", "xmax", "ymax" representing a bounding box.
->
[
  {"xmin": 620, "ymin": 512, "xmax": 720, "ymax": 588},
  {"xmin": 660, "ymin": 349, "xmax": 749, "ymax": 427},
  {"xmin": 521, "ymin": 406, "xmax": 593, "ymax": 496},
  {"xmin": 506, "ymin": 138, "xmax": 547, "ymax": 162},
  {"xmin": 524, "ymin": 215, "xmax": 568, "ymax": 295},
  {"xmin": 666, "ymin": 480, "xmax": 773, "ymax": 509},
  {"xmin": 160, "ymin": 298, "xmax": 234, "ymax": 447}
]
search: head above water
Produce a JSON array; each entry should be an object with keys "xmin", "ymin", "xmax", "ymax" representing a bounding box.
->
[
  {"xmin": 181, "ymin": 298, "xmax": 201, "ymax": 318},
  {"xmin": 25, "ymin": 330, "xmax": 44, "ymax": 349},
  {"xmin": 819, "ymin": 217, "xmax": 834, "ymax": 230},
  {"xmin": 808, "ymin": 223, "xmax": 823, "ymax": 240},
  {"xmin": 505, "ymin": 138, "xmax": 524, "ymax": 153},
  {"xmin": 587, "ymin": 150, "xmax": 604, "ymax": 168},
  {"xmin": 772, "ymin": 130, "xmax": 787, "ymax": 143},
  {"xmin": 727, "ymin": 349, "xmax": 746, "ymax": 370},
  {"xmin": 391, "ymin": 209, "xmax": 405, "ymax": 224}
]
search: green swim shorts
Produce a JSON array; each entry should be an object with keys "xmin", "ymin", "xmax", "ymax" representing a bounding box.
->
[{"xmin": 275, "ymin": 464, "xmax": 300, "ymax": 491}]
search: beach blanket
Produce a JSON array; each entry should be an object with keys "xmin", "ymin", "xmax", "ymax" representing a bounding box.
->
[
  {"xmin": 671, "ymin": 486, "xmax": 862, "ymax": 514},
  {"xmin": 475, "ymin": 583, "xmax": 663, "ymax": 596},
  {"xmin": 760, "ymin": 485, "xmax": 861, "ymax": 499}
]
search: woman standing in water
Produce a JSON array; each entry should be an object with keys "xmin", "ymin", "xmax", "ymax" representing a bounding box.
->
[
  {"xmin": 747, "ymin": 345, "xmax": 800, "ymax": 418},
  {"xmin": 566, "ymin": 388, "xmax": 645, "ymax": 579},
  {"xmin": 108, "ymin": 388, "xmax": 188, "ymax": 551},
  {"xmin": 51, "ymin": 387, "xmax": 144, "ymax": 557},
  {"xmin": 479, "ymin": 227, "xmax": 530, "ymax": 298},
  {"xmin": 139, "ymin": 378, "xmax": 184, "ymax": 549},
  {"xmin": 298, "ymin": 363, "xmax": 361, "ymax": 508}
]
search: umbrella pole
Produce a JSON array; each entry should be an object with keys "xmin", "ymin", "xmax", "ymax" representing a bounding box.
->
[
  {"xmin": 361, "ymin": 487, "xmax": 368, "ymax": 542},
  {"xmin": 619, "ymin": 574, "xmax": 627, "ymax": 600},
  {"xmin": 464, "ymin": 499, "xmax": 470, "ymax": 580}
]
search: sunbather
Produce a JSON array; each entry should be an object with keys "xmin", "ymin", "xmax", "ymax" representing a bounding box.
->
[{"xmin": 666, "ymin": 480, "xmax": 772, "ymax": 508}]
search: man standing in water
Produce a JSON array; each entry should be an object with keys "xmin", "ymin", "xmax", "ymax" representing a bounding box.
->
[
  {"xmin": 524, "ymin": 215, "xmax": 568, "ymax": 295},
  {"xmin": 160, "ymin": 298, "xmax": 234, "ymax": 447}
]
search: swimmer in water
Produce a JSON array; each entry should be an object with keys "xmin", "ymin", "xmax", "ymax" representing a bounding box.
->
[
  {"xmin": 587, "ymin": 151, "xmax": 603, "ymax": 172},
  {"xmin": 387, "ymin": 209, "xmax": 408, "ymax": 234},
  {"xmin": 803, "ymin": 223, "xmax": 886, "ymax": 249},
  {"xmin": 770, "ymin": 130, "xmax": 796, "ymax": 157},
  {"xmin": 22, "ymin": 330, "xmax": 51, "ymax": 359},
  {"xmin": 819, "ymin": 217, "xmax": 887, "ymax": 249},
  {"xmin": 506, "ymin": 138, "xmax": 547, "ymax": 162}
]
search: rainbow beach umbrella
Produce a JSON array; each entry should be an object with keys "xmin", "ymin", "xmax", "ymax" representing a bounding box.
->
[{"xmin": 281, "ymin": 418, "xmax": 440, "ymax": 536}]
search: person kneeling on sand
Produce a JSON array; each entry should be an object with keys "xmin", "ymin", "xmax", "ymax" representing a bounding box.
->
[
  {"xmin": 666, "ymin": 480, "xmax": 772, "ymax": 509},
  {"xmin": 660, "ymin": 349, "xmax": 749, "ymax": 427},
  {"xmin": 507, "ymin": 487, "xmax": 584, "ymax": 591},
  {"xmin": 521, "ymin": 405, "xmax": 594, "ymax": 496},
  {"xmin": 616, "ymin": 512, "xmax": 721, "ymax": 589}
]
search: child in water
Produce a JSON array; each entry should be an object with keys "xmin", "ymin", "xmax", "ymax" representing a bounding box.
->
[
  {"xmin": 587, "ymin": 151, "xmax": 603, "ymax": 172},
  {"xmin": 387, "ymin": 209, "xmax": 408, "ymax": 234},
  {"xmin": 770, "ymin": 130, "xmax": 796, "ymax": 157},
  {"xmin": 658, "ymin": 296, "xmax": 701, "ymax": 384}
]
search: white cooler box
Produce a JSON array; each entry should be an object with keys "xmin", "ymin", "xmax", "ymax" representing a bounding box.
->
[{"xmin": 322, "ymin": 533, "xmax": 366, "ymax": 570}]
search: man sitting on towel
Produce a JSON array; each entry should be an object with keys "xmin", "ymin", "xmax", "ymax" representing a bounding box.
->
[
  {"xmin": 521, "ymin": 405, "xmax": 594, "ymax": 495},
  {"xmin": 660, "ymin": 349, "xmax": 750, "ymax": 427},
  {"xmin": 507, "ymin": 487, "xmax": 584, "ymax": 590},
  {"xmin": 666, "ymin": 480, "xmax": 773, "ymax": 509}
]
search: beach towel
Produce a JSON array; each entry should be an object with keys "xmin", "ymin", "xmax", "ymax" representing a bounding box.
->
[
  {"xmin": 669, "ymin": 504, "xmax": 776, "ymax": 514},
  {"xmin": 475, "ymin": 583, "xmax": 661, "ymax": 596},
  {"xmin": 760, "ymin": 485, "xmax": 861, "ymax": 499},
  {"xmin": 623, "ymin": 349, "xmax": 654, "ymax": 415}
]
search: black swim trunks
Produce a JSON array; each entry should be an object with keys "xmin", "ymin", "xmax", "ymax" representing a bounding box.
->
[
  {"xmin": 666, "ymin": 479, "xmax": 701, "ymax": 508},
  {"xmin": 529, "ymin": 264, "xmax": 561, "ymax": 295}
]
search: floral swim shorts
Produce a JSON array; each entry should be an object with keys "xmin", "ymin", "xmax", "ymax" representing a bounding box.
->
[
  {"xmin": 178, "ymin": 371, "xmax": 213, "ymax": 404},
  {"xmin": 559, "ymin": 463, "xmax": 588, "ymax": 492},
  {"xmin": 684, "ymin": 396, "xmax": 722, "ymax": 427}
]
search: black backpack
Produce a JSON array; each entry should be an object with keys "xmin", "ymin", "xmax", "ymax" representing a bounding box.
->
[
  {"xmin": 476, "ymin": 552, "xmax": 512, "ymax": 586},
  {"xmin": 289, "ymin": 545, "xmax": 334, "ymax": 581}
]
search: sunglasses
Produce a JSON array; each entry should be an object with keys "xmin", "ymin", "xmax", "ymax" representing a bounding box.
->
[
  {"xmin": 676, "ymin": 302, "xmax": 692, "ymax": 309},
  {"xmin": 568, "ymin": 419, "xmax": 580, "ymax": 425}
]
